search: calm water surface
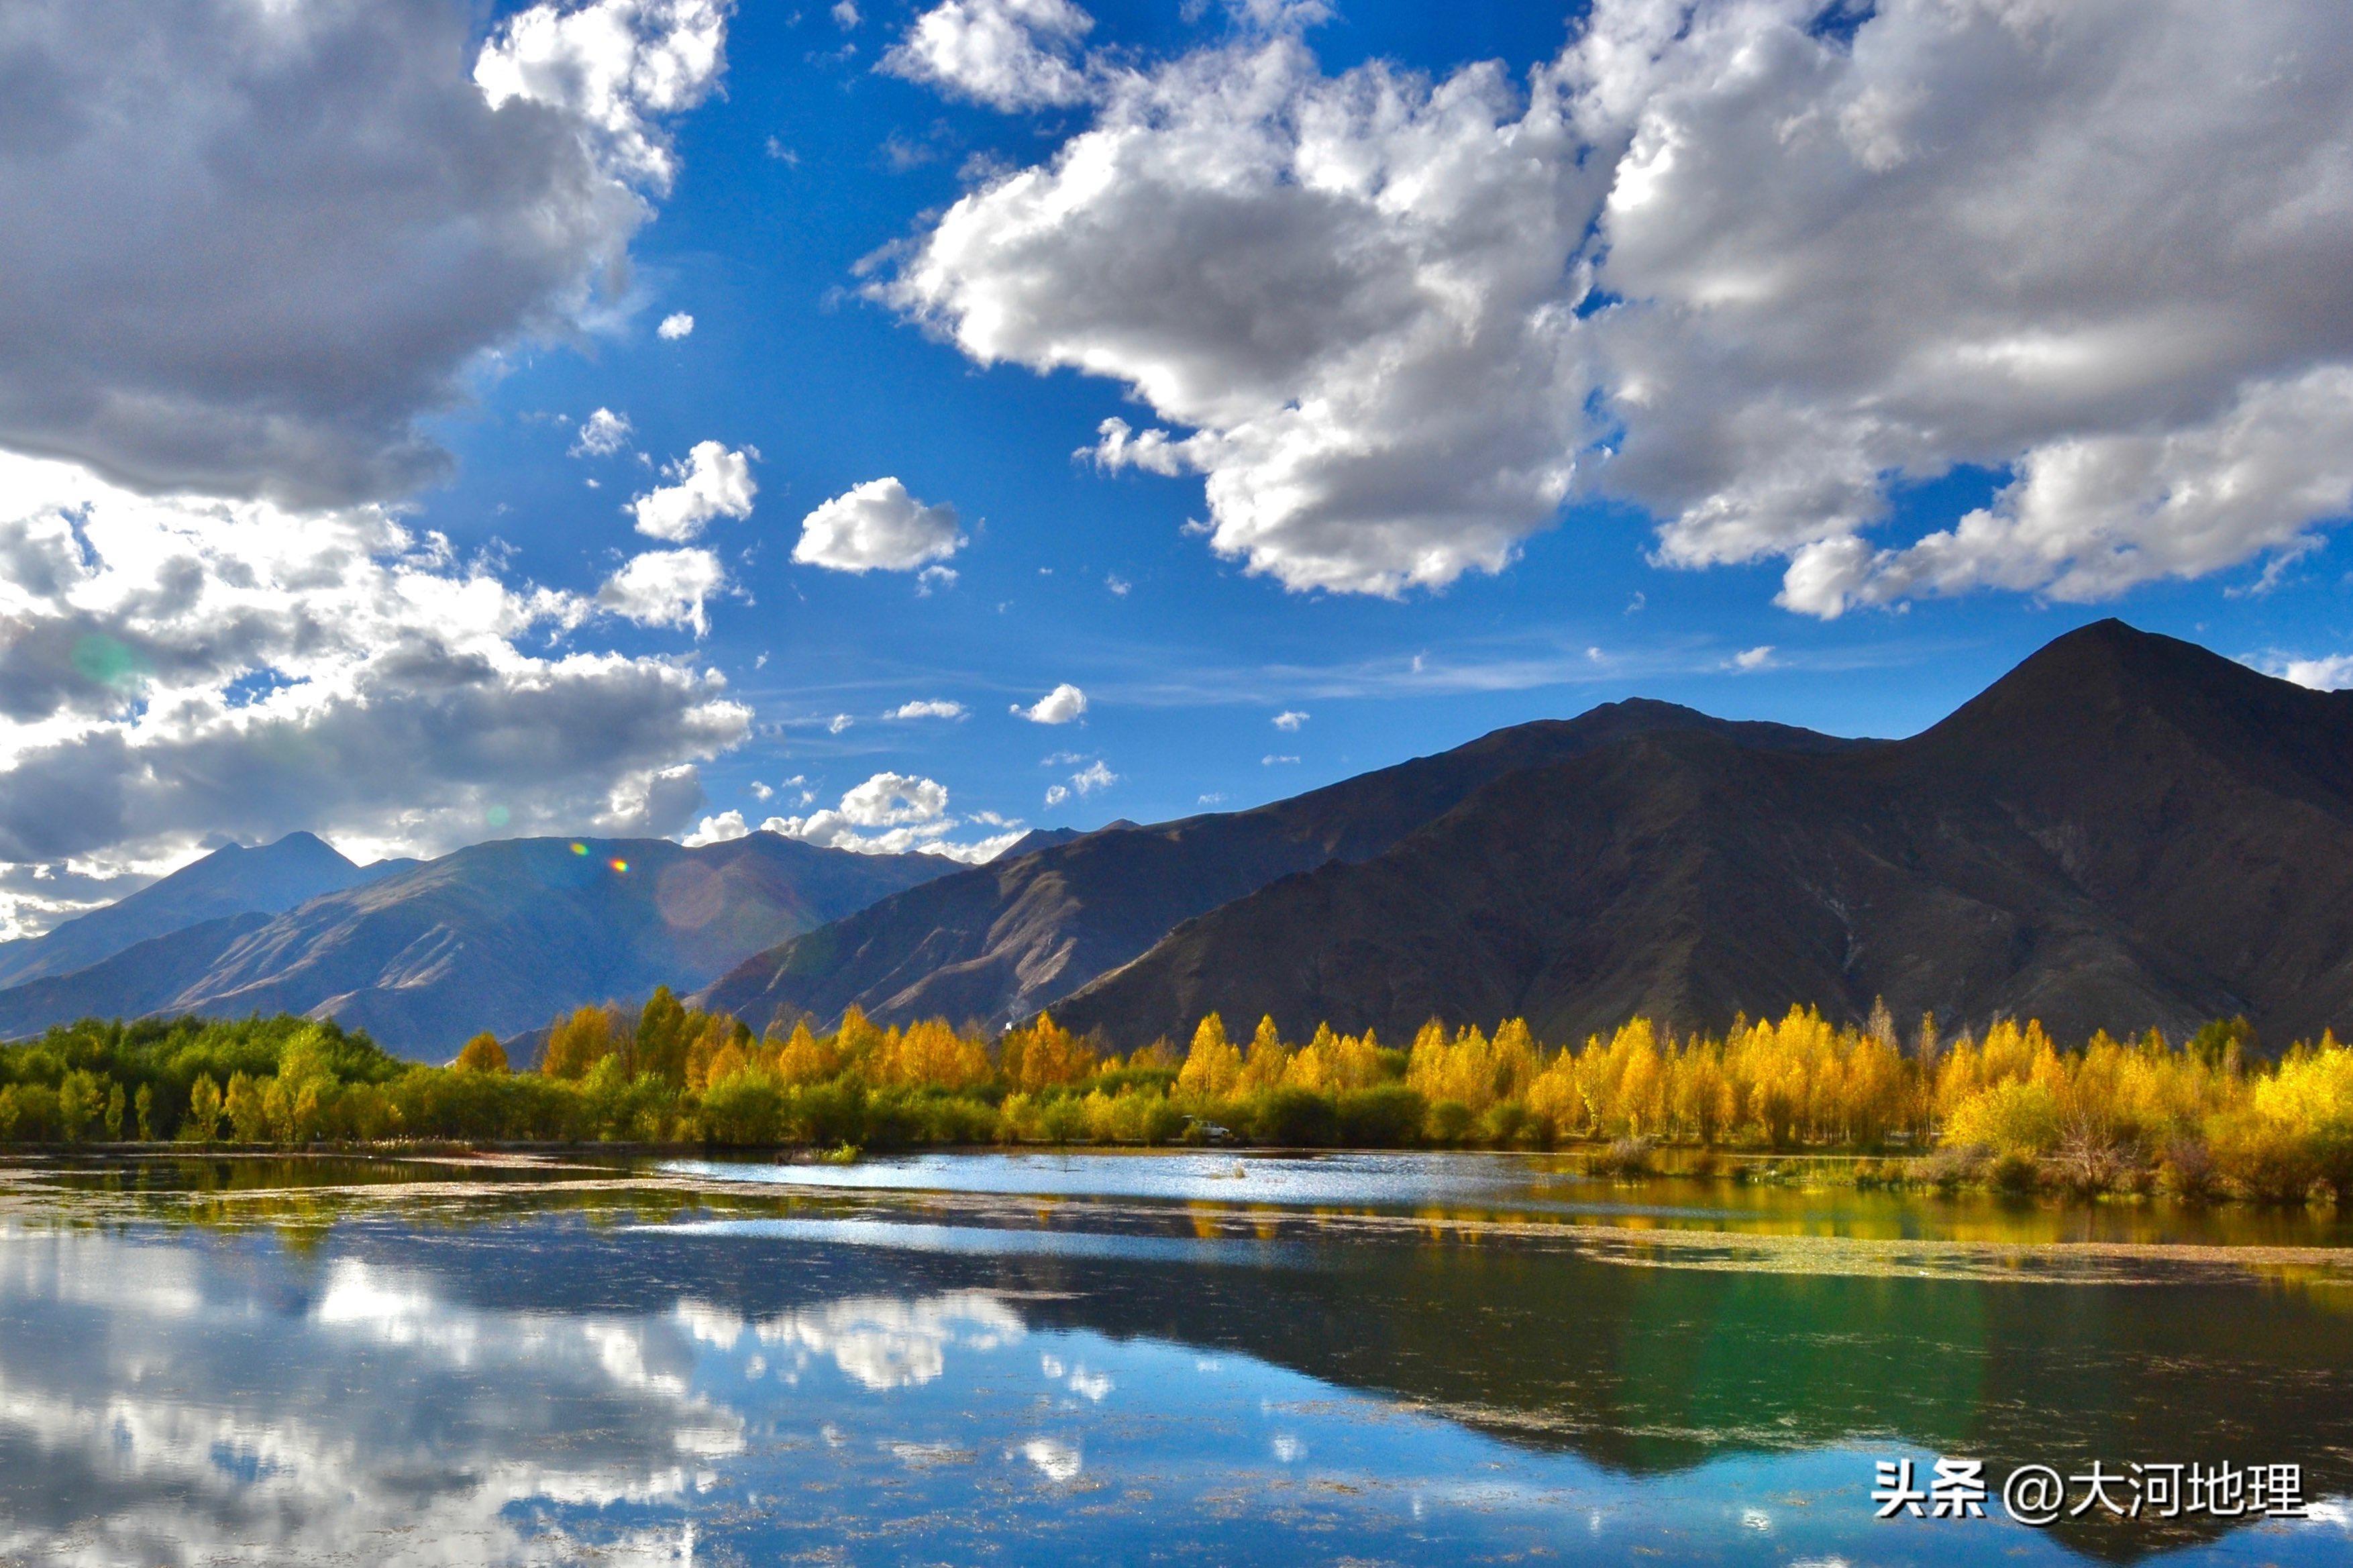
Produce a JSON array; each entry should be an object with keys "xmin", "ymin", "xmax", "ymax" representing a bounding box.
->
[{"xmin": 0, "ymin": 1150, "xmax": 2348, "ymax": 1565}]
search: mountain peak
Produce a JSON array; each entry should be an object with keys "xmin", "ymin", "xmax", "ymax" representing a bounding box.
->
[{"xmin": 1924, "ymin": 618, "xmax": 2338, "ymax": 757}]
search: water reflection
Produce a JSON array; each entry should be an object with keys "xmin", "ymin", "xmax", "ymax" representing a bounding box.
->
[
  {"xmin": 0, "ymin": 1171, "xmax": 2349, "ymax": 1565},
  {"xmin": 0, "ymin": 1225, "xmax": 730, "ymax": 1565},
  {"xmin": 668, "ymin": 1148, "xmax": 2353, "ymax": 1249}
]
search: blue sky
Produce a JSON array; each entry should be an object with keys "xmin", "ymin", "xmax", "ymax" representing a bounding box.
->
[
  {"xmin": 419, "ymin": 0, "xmax": 2351, "ymax": 841},
  {"xmin": 2, "ymin": 0, "xmax": 2350, "ymax": 929}
]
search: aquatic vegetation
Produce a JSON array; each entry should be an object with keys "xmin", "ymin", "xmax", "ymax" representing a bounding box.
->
[{"xmin": 1, "ymin": 1000, "xmax": 2351, "ymax": 1204}]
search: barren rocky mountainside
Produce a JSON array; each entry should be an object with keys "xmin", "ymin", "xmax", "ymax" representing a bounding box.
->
[
  {"xmin": 694, "ymin": 702, "xmax": 1863, "ymax": 1034},
  {"xmin": 1049, "ymin": 622, "xmax": 2353, "ymax": 1049}
]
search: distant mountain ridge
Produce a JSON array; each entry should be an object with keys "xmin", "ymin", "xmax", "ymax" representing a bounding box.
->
[
  {"xmin": 0, "ymin": 833, "xmax": 955, "ymax": 1058},
  {"xmin": 695, "ymin": 702, "xmax": 1863, "ymax": 1033},
  {"xmin": 19, "ymin": 621, "xmax": 2347, "ymax": 1061},
  {"xmin": 0, "ymin": 832, "xmax": 411, "ymax": 992},
  {"xmin": 1050, "ymin": 622, "xmax": 2353, "ymax": 1049}
]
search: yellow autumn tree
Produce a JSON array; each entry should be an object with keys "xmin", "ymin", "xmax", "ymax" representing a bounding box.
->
[{"xmin": 1177, "ymin": 1014, "xmax": 1241, "ymax": 1098}]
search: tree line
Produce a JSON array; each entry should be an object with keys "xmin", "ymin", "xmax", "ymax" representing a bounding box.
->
[{"xmin": 0, "ymin": 997, "xmax": 2347, "ymax": 1202}]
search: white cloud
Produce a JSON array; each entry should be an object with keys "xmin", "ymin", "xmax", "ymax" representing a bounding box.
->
[
  {"xmin": 829, "ymin": 713, "xmax": 854, "ymax": 734},
  {"xmin": 0, "ymin": 453, "xmax": 747, "ymax": 936},
  {"xmin": 1271, "ymin": 709, "xmax": 1307, "ymax": 730},
  {"xmin": 793, "ymin": 478, "xmax": 963, "ymax": 573},
  {"xmin": 887, "ymin": 699, "xmax": 968, "ymax": 720},
  {"xmin": 684, "ymin": 808, "xmax": 747, "ymax": 845},
  {"xmin": 1262, "ymin": 753, "xmax": 1298, "ymax": 766},
  {"xmin": 833, "ymin": 0, "xmax": 861, "ymax": 27},
  {"xmin": 1105, "ymin": 573, "xmax": 1131, "ymax": 596},
  {"xmin": 760, "ymin": 771, "xmax": 1023, "ymax": 861},
  {"xmin": 917, "ymin": 564, "xmax": 959, "ymax": 595},
  {"xmin": 883, "ymin": 0, "xmax": 2353, "ymax": 613},
  {"xmin": 1197, "ymin": 791, "xmax": 1226, "ymax": 805},
  {"xmin": 572, "ymin": 407, "xmax": 635, "ymax": 458},
  {"xmin": 631, "ymin": 441, "xmax": 757, "ymax": 541},
  {"xmin": 0, "ymin": 0, "xmax": 727, "ymax": 508},
  {"xmin": 1012, "ymin": 682, "xmax": 1088, "ymax": 723},
  {"xmin": 749, "ymin": 781, "xmax": 774, "ymax": 801},
  {"xmin": 658, "ymin": 311, "xmax": 696, "ymax": 339},
  {"xmin": 1731, "ymin": 645, "xmax": 1774, "ymax": 672},
  {"xmin": 2275, "ymin": 653, "xmax": 2353, "ymax": 691},
  {"xmin": 884, "ymin": 32, "xmax": 1594, "ymax": 596},
  {"xmin": 881, "ymin": 0, "xmax": 1095, "ymax": 113},
  {"xmin": 597, "ymin": 547, "xmax": 727, "ymax": 636},
  {"xmin": 474, "ymin": 0, "xmax": 731, "ymax": 190},
  {"xmin": 1041, "ymin": 755, "xmax": 1115, "ymax": 806}
]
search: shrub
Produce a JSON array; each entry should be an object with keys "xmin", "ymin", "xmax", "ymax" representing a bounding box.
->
[
  {"xmin": 1249, "ymin": 1087, "xmax": 1337, "ymax": 1147},
  {"xmin": 1335, "ymin": 1086, "xmax": 1425, "ymax": 1147},
  {"xmin": 1590, "ymin": 1137, "xmax": 1654, "ymax": 1178},
  {"xmin": 1424, "ymin": 1098, "xmax": 1475, "ymax": 1145},
  {"xmin": 1944, "ymin": 1081, "xmax": 2063, "ymax": 1157}
]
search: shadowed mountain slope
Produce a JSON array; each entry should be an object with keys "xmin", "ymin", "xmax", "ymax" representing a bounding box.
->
[
  {"xmin": 1053, "ymin": 622, "xmax": 2353, "ymax": 1049},
  {"xmin": 0, "ymin": 832, "xmax": 412, "ymax": 990},
  {"xmin": 0, "ymin": 833, "xmax": 955, "ymax": 1059},
  {"xmin": 696, "ymin": 703, "xmax": 1861, "ymax": 1033}
]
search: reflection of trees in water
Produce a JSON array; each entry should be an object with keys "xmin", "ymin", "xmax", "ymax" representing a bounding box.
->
[
  {"xmin": 352, "ymin": 1217, "xmax": 2353, "ymax": 1561},
  {"xmin": 7, "ymin": 1166, "xmax": 2352, "ymax": 1564}
]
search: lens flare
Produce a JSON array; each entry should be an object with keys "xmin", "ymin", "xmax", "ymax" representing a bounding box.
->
[
  {"xmin": 570, "ymin": 842, "xmax": 588, "ymax": 856},
  {"xmin": 609, "ymin": 858, "xmax": 629, "ymax": 873}
]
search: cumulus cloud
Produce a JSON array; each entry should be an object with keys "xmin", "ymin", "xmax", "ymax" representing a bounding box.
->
[
  {"xmin": 0, "ymin": 454, "xmax": 747, "ymax": 936},
  {"xmin": 572, "ymin": 407, "xmax": 634, "ymax": 458},
  {"xmin": 474, "ymin": 0, "xmax": 730, "ymax": 189},
  {"xmin": 1041, "ymin": 757, "xmax": 1114, "ymax": 807},
  {"xmin": 884, "ymin": 31, "xmax": 1595, "ymax": 596},
  {"xmin": 1271, "ymin": 709, "xmax": 1307, "ymax": 730},
  {"xmin": 1730, "ymin": 646, "xmax": 1774, "ymax": 672},
  {"xmin": 792, "ymin": 478, "xmax": 963, "ymax": 573},
  {"xmin": 745, "ymin": 770, "xmax": 1023, "ymax": 861},
  {"xmin": 1012, "ymin": 682, "xmax": 1088, "ymax": 724},
  {"xmin": 881, "ymin": 0, "xmax": 1094, "ymax": 112},
  {"xmin": 0, "ymin": 0, "xmax": 727, "ymax": 509},
  {"xmin": 2273, "ymin": 653, "xmax": 2353, "ymax": 691},
  {"xmin": 883, "ymin": 0, "xmax": 2353, "ymax": 613},
  {"xmin": 657, "ymin": 311, "xmax": 696, "ymax": 339},
  {"xmin": 682, "ymin": 807, "xmax": 747, "ymax": 845},
  {"xmin": 596, "ymin": 546, "xmax": 727, "ymax": 635},
  {"xmin": 887, "ymin": 699, "xmax": 968, "ymax": 719},
  {"xmin": 630, "ymin": 440, "xmax": 757, "ymax": 541}
]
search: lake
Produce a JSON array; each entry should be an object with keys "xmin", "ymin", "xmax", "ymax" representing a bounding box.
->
[{"xmin": 1, "ymin": 1149, "xmax": 2348, "ymax": 1565}]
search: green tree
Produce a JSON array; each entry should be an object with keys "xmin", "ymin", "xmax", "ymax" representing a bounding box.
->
[
  {"xmin": 225, "ymin": 1073, "xmax": 269, "ymax": 1143},
  {"xmin": 57, "ymin": 1071, "xmax": 101, "ymax": 1142},
  {"xmin": 183, "ymin": 1075, "xmax": 224, "ymax": 1143},
  {"xmin": 633, "ymin": 988, "xmax": 692, "ymax": 1086}
]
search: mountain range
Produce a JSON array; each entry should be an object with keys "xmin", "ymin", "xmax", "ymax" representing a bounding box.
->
[
  {"xmin": 0, "ymin": 832, "xmax": 956, "ymax": 1057},
  {"xmin": 707, "ymin": 621, "xmax": 2353, "ymax": 1051},
  {"xmin": 10, "ymin": 621, "xmax": 2350, "ymax": 1057}
]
